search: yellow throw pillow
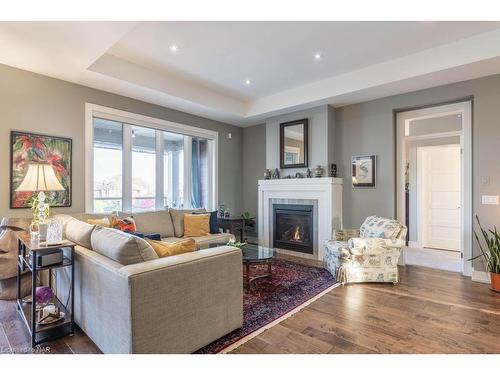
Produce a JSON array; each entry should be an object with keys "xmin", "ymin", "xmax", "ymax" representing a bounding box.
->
[
  {"xmin": 86, "ymin": 217, "xmax": 111, "ymax": 227},
  {"xmin": 146, "ymin": 238, "xmax": 196, "ymax": 258},
  {"xmin": 183, "ymin": 213, "xmax": 210, "ymax": 237}
]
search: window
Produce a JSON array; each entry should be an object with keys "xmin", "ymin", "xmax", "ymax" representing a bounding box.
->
[
  {"xmin": 86, "ymin": 104, "xmax": 217, "ymax": 213},
  {"xmin": 93, "ymin": 118, "xmax": 123, "ymax": 213},
  {"xmin": 163, "ymin": 131, "xmax": 184, "ymax": 208},
  {"xmin": 131, "ymin": 126, "xmax": 156, "ymax": 212}
]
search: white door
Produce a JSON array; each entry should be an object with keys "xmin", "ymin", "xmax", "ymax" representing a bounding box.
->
[{"xmin": 418, "ymin": 145, "xmax": 461, "ymax": 252}]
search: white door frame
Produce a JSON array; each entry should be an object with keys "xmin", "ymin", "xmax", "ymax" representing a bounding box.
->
[{"xmin": 396, "ymin": 101, "xmax": 472, "ymax": 277}]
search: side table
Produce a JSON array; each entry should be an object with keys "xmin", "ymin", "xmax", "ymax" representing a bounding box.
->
[
  {"xmin": 16, "ymin": 231, "xmax": 76, "ymax": 347},
  {"xmin": 218, "ymin": 217, "xmax": 245, "ymax": 242}
]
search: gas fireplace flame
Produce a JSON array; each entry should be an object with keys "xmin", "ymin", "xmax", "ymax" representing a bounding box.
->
[{"xmin": 291, "ymin": 226, "xmax": 301, "ymax": 241}]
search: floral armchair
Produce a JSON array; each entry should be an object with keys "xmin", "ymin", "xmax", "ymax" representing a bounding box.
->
[{"xmin": 324, "ymin": 216, "xmax": 407, "ymax": 284}]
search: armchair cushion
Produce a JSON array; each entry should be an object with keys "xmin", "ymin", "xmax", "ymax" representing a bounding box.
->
[
  {"xmin": 359, "ymin": 216, "xmax": 405, "ymax": 239},
  {"xmin": 332, "ymin": 229, "xmax": 360, "ymax": 241},
  {"xmin": 348, "ymin": 237, "xmax": 405, "ymax": 255}
]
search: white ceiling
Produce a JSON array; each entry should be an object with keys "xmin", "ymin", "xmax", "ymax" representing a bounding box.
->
[{"xmin": 2, "ymin": 21, "xmax": 500, "ymax": 126}]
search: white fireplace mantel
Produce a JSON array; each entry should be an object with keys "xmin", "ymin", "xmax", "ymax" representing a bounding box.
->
[{"xmin": 258, "ymin": 177, "xmax": 343, "ymax": 260}]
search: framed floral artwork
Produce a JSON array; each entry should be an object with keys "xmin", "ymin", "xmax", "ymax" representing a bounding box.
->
[
  {"xmin": 10, "ymin": 131, "xmax": 72, "ymax": 208},
  {"xmin": 352, "ymin": 155, "xmax": 376, "ymax": 188}
]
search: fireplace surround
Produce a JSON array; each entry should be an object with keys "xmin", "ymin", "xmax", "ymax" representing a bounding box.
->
[
  {"xmin": 273, "ymin": 204, "xmax": 314, "ymax": 254},
  {"xmin": 258, "ymin": 177, "xmax": 343, "ymax": 260}
]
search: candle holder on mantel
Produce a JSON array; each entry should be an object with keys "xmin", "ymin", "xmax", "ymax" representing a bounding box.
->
[{"xmin": 314, "ymin": 165, "xmax": 324, "ymax": 178}]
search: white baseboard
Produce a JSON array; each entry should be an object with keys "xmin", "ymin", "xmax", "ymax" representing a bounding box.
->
[
  {"xmin": 471, "ymin": 269, "xmax": 490, "ymax": 284},
  {"xmin": 408, "ymin": 241, "xmax": 420, "ymax": 248}
]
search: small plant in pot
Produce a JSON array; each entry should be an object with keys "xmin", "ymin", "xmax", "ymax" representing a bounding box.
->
[
  {"xmin": 470, "ymin": 215, "xmax": 500, "ymax": 292},
  {"xmin": 241, "ymin": 212, "xmax": 255, "ymax": 228}
]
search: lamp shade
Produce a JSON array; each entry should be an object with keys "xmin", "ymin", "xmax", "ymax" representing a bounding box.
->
[{"xmin": 15, "ymin": 163, "xmax": 65, "ymax": 192}]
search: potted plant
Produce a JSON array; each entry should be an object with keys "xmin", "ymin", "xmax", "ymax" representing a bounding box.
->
[
  {"xmin": 470, "ymin": 215, "xmax": 500, "ymax": 292},
  {"xmin": 241, "ymin": 212, "xmax": 255, "ymax": 228}
]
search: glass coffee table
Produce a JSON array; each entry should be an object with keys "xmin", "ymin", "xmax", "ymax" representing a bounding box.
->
[
  {"xmin": 209, "ymin": 242, "xmax": 275, "ymax": 289},
  {"xmin": 241, "ymin": 243, "xmax": 275, "ymax": 290}
]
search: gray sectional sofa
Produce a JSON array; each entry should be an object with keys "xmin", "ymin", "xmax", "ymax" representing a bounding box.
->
[{"xmin": 52, "ymin": 209, "xmax": 243, "ymax": 353}]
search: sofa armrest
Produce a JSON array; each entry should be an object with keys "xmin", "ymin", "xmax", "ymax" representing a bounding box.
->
[
  {"xmin": 118, "ymin": 246, "xmax": 243, "ymax": 353},
  {"xmin": 333, "ymin": 229, "xmax": 360, "ymax": 241},
  {"xmin": 348, "ymin": 237, "xmax": 405, "ymax": 255}
]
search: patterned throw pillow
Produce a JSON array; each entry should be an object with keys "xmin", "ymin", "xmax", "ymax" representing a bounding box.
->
[{"xmin": 111, "ymin": 216, "xmax": 137, "ymax": 232}]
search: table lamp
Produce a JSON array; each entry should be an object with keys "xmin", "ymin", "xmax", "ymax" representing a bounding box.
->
[{"xmin": 15, "ymin": 163, "xmax": 65, "ymax": 235}]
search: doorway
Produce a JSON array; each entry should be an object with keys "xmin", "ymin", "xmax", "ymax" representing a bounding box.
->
[
  {"xmin": 418, "ymin": 144, "xmax": 461, "ymax": 252},
  {"xmin": 396, "ymin": 101, "xmax": 472, "ymax": 276}
]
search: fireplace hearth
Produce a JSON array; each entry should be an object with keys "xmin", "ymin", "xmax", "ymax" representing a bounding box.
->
[{"xmin": 273, "ymin": 204, "xmax": 314, "ymax": 254}]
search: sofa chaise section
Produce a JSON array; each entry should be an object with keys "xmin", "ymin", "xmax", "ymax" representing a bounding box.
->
[{"xmin": 54, "ymin": 244, "xmax": 243, "ymax": 353}]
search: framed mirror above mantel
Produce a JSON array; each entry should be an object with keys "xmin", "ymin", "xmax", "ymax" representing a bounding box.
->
[{"xmin": 280, "ymin": 118, "xmax": 308, "ymax": 169}]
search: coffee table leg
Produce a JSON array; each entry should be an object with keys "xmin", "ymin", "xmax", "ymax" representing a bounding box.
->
[
  {"xmin": 267, "ymin": 260, "xmax": 272, "ymax": 278},
  {"xmin": 245, "ymin": 262, "xmax": 250, "ymax": 290}
]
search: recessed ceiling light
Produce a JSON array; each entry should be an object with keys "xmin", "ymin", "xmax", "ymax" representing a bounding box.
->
[
  {"xmin": 169, "ymin": 44, "xmax": 178, "ymax": 52},
  {"xmin": 245, "ymin": 79, "xmax": 251, "ymax": 85},
  {"xmin": 314, "ymin": 53, "xmax": 321, "ymax": 60}
]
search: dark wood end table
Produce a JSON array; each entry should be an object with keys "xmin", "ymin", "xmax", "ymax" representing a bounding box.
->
[
  {"xmin": 16, "ymin": 231, "xmax": 76, "ymax": 347},
  {"xmin": 218, "ymin": 216, "xmax": 245, "ymax": 242}
]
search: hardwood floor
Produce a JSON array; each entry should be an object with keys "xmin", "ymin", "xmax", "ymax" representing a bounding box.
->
[
  {"xmin": 232, "ymin": 266, "xmax": 500, "ymax": 354},
  {"xmin": 0, "ymin": 265, "xmax": 498, "ymax": 354},
  {"xmin": 0, "ymin": 299, "xmax": 100, "ymax": 354}
]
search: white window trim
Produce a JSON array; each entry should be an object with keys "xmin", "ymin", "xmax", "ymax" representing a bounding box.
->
[{"xmin": 85, "ymin": 103, "xmax": 218, "ymax": 213}]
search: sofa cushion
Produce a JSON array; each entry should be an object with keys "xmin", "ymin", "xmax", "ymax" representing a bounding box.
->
[
  {"xmin": 127, "ymin": 211, "xmax": 175, "ymax": 238},
  {"xmin": 169, "ymin": 208, "xmax": 206, "ymax": 237},
  {"xmin": 70, "ymin": 212, "xmax": 114, "ymax": 223},
  {"xmin": 91, "ymin": 226, "xmax": 158, "ymax": 265},
  {"xmin": 53, "ymin": 214, "xmax": 95, "ymax": 249},
  {"xmin": 86, "ymin": 217, "xmax": 111, "ymax": 227},
  {"xmin": 146, "ymin": 238, "xmax": 196, "ymax": 258},
  {"xmin": 193, "ymin": 233, "xmax": 235, "ymax": 249},
  {"xmin": 65, "ymin": 219, "xmax": 95, "ymax": 249},
  {"xmin": 183, "ymin": 213, "xmax": 210, "ymax": 237}
]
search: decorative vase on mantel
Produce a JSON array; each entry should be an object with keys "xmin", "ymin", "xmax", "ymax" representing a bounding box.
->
[
  {"xmin": 314, "ymin": 165, "xmax": 324, "ymax": 178},
  {"xmin": 264, "ymin": 169, "xmax": 272, "ymax": 180}
]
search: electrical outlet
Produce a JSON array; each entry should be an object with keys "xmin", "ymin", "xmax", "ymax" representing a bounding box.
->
[
  {"xmin": 482, "ymin": 195, "xmax": 499, "ymax": 205},
  {"xmin": 482, "ymin": 176, "xmax": 491, "ymax": 185}
]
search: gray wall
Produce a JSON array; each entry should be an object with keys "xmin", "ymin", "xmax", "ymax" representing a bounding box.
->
[
  {"xmin": 335, "ymin": 74, "xmax": 500, "ymax": 271},
  {"xmin": 0, "ymin": 64, "xmax": 243, "ymax": 218},
  {"xmin": 265, "ymin": 105, "xmax": 334, "ymax": 176},
  {"xmin": 409, "ymin": 114, "xmax": 462, "ymax": 136},
  {"xmin": 242, "ymin": 123, "xmax": 266, "ymax": 222}
]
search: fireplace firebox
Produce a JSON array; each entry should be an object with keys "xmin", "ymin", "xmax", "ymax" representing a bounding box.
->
[{"xmin": 273, "ymin": 204, "xmax": 314, "ymax": 254}]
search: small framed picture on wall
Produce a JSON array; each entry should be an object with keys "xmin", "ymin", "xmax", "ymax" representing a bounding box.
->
[{"xmin": 352, "ymin": 155, "xmax": 376, "ymax": 188}]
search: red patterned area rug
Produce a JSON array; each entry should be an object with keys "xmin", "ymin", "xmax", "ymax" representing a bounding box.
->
[{"xmin": 195, "ymin": 259, "xmax": 338, "ymax": 354}]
